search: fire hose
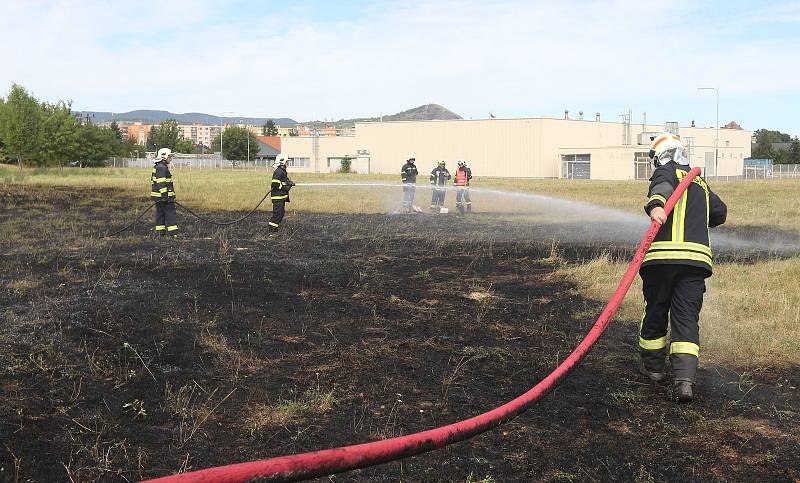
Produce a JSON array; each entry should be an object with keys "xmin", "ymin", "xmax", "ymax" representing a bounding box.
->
[
  {"xmin": 142, "ymin": 168, "xmax": 701, "ymax": 483},
  {"xmin": 105, "ymin": 190, "xmax": 273, "ymax": 237}
]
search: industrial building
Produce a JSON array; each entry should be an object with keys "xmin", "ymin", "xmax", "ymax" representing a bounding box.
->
[{"xmin": 279, "ymin": 116, "xmax": 752, "ymax": 180}]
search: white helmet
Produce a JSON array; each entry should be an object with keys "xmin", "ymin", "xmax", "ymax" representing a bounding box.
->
[
  {"xmin": 273, "ymin": 154, "xmax": 288, "ymax": 167},
  {"xmin": 407, "ymin": 153, "xmax": 416, "ymax": 162},
  {"xmin": 457, "ymin": 158, "xmax": 466, "ymax": 167},
  {"xmin": 649, "ymin": 132, "xmax": 684, "ymax": 166},
  {"xmin": 156, "ymin": 147, "xmax": 173, "ymax": 161}
]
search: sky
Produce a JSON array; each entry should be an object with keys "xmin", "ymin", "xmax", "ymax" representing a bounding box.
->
[{"xmin": 2, "ymin": 0, "xmax": 799, "ymax": 135}]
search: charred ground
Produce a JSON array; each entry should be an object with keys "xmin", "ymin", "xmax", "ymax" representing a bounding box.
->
[{"xmin": 1, "ymin": 185, "xmax": 798, "ymax": 482}]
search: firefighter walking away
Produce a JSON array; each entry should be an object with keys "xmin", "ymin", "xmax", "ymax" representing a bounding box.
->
[
  {"xmin": 150, "ymin": 148, "xmax": 178, "ymax": 237},
  {"xmin": 454, "ymin": 158, "xmax": 472, "ymax": 214},
  {"xmin": 429, "ymin": 160, "xmax": 451, "ymax": 213},
  {"xmin": 269, "ymin": 154, "xmax": 295, "ymax": 234},
  {"xmin": 400, "ymin": 154, "xmax": 419, "ymax": 213},
  {"xmin": 639, "ymin": 132, "xmax": 727, "ymax": 403}
]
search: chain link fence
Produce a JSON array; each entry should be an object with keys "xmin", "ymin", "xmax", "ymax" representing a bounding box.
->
[{"xmin": 105, "ymin": 156, "xmax": 275, "ymax": 170}]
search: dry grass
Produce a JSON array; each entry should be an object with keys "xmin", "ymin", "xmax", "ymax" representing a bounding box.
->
[
  {"xmin": 4, "ymin": 165, "xmax": 799, "ymax": 231},
  {"xmin": 555, "ymin": 254, "xmax": 800, "ymax": 368}
]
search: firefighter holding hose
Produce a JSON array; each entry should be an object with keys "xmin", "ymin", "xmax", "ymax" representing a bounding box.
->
[
  {"xmin": 639, "ymin": 132, "xmax": 727, "ymax": 403},
  {"xmin": 429, "ymin": 159, "xmax": 451, "ymax": 213},
  {"xmin": 454, "ymin": 158, "xmax": 472, "ymax": 214},
  {"xmin": 150, "ymin": 148, "xmax": 178, "ymax": 237},
  {"xmin": 269, "ymin": 154, "xmax": 294, "ymax": 233}
]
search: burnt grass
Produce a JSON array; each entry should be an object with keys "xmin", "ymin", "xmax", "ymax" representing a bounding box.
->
[{"xmin": 1, "ymin": 185, "xmax": 799, "ymax": 483}]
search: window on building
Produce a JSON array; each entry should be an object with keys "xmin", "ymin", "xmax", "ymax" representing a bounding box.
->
[
  {"xmin": 561, "ymin": 154, "xmax": 591, "ymax": 179},
  {"xmin": 288, "ymin": 157, "xmax": 310, "ymax": 168},
  {"xmin": 634, "ymin": 152, "xmax": 653, "ymax": 180}
]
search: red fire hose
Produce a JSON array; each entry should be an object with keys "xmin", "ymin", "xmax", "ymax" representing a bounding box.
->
[{"xmin": 144, "ymin": 168, "xmax": 701, "ymax": 483}]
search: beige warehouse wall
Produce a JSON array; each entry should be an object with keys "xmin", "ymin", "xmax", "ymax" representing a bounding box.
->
[{"xmin": 281, "ymin": 118, "xmax": 751, "ymax": 179}]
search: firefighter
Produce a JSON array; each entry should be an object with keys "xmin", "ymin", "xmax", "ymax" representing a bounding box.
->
[
  {"xmin": 429, "ymin": 160, "xmax": 451, "ymax": 213},
  {"xmin": 269, "ymin": 154, "xmax": 295, "ymax": 233},
  {"xmin": 150, "ymin": 148, "xmax": 178, "ymax": 236},
  {"xmin": 454, "ymin": 158, "xmax": 473, "ymax": 214},
  {"xmin": 400, "ymin": 154, "xmax": 418, "ymax": 213},
  {"xmin": 639, "ymin": 132, "xmax": 727, "ymax": 403}
]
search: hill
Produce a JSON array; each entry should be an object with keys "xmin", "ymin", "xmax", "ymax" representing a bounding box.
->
[
  {"xmin": 304, "ymin": 103, "xmax": 462, "ymax": 129},
  {"xmin": 75, "ymin": 110, "xmax": 297, "ymax": 126}
]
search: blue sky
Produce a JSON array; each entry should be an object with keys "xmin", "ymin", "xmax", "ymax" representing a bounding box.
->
[{"xmin": 2, "ymin": 0, "xmax": 799, "ymax": 135}]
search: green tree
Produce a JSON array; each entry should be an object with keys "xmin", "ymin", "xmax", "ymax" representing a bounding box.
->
[
  {"xmin": 788, "ymin": 138, "xmax": 800, "ymax": 164},
  {"xmin": 109, "ymin": 120, "xmax": 122, "ymax": 140},
  {"xmin": 174, "ymin": 137, "xmax": 196, "ymax": 154},
  {"xmin": 338, "ymin": 156, "xmax": 352, "ymax": 173},
  {"xmin": 211, "ymin": 126, "xmax": 259, "ymax": 161},
  {"xmin": 0, "ymin": 84, "xmax": 43, "ymax": 171},
  {"xmin": 117, "ymin": 137, "xmax": 147, "ymax": 158},
  {"xmin": 262, "ymin": 119, "xmax": 278, "ymax": 136},
  {"xmin": 39, "ymin": 100, "xmax": 80, "ymax": 168},
  {"xmin": 74, "ymin": 124, "xmax": 116, "ymax": 167},
  {"xmin": 147, "ymin": 119, "xmax": 181, "ymax": 150}
]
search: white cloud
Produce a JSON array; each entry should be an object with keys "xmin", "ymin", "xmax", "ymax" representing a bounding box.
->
[{"xmin": 1, "ymin": 0, "xmax": 798, "ymax": 133}]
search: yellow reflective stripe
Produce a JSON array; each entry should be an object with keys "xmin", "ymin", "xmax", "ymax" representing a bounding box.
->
[
  {"xmin": 268, "ymin": 222, "xmax": 279, "ymax": 227},
  {"xmin": 271, "ymin": 195, "xmax": 288, "ymax": 200},
  {"xmin": 670, "ymin": 341, "xmax": 699, "ymax": 357},
  {"xmin": 677, "ymin": 190, "xmax": 688, "ymax": 241},
  {"xmin": 648, "ymin": 194, "xmax": 666, "ymax": 205},
  {"xmin": 271, "ymin": 179, "xmax": 285, "ymax": 187},
  {"xmin": 154, "ymin": 177, "xmax": 169, "ymax": 182},
  {"xmin": 639, "ymin": 336, "xmax": 667, "ymax": 350},
  {"xmin": 643, "ymin": 252, "xmax": 712, "ymax": 266},
  {"xmin": 168, "ymin": 192, "xmax": 176, "ymax": 197},
  {"xmin": 650, "ymin": 241, "xmax": 712, "ymax": 256},
  {"xmin": 150, "ymin": 192, "xmax": 161, "ymax": 196},
  {"xmin": 167, "ymin": 225, "xmax": 178, "ymax": 231},
  {"xmin": 155, "ymin": 225, "xmax": 166, "ymax": 231}
]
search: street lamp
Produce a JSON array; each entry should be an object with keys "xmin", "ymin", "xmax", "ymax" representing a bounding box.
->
[
  {"xmin": 219, "ymin": 111, "xmax": 234, "ymax": 162},
  {"xmin": 697, "ymin": 87, "xmax": 719, "ymax": 176}
]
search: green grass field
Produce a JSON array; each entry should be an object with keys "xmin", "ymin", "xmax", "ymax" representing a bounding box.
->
[{"xmin": 3, "ymin": 165, "xmax": 799, "ymax": 368}]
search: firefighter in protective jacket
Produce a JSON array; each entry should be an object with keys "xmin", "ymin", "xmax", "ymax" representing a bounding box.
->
[
  {"xmin": 429, "ymin": 160, "xmax": 451, "ymax": 213},
  {"xmin": 454, "ymin": 159, "xmax": 472, "ymax": 214},
  {"xmin": 639, "ymin": 132, "xmax": 727, "ymax": 403},
  {"xmin": 401, "ymin": 154, "xmax": 419, "ymax": 213},
  {"xmin": 269, "ymin": 154, "xmax": 295, "ymax": 233},
  {"xmin": 150, "ymin": 148, "xmax": 178, "ymax": 236}
]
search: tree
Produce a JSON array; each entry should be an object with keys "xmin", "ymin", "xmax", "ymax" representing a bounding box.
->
[
  {"xmin": 118, "ymin": 137, "xmax": 147, "ymax": 158},
  {"xmin": 788, "ymin": 138, "xmax": 800, "ymax": 164},
  {"xmin": 338, "ymin": 156, "xmax": 352, "ymax": 173},
  {"xmin": 262, "ymin": 119, "xmax": 278, "ymax": 136},
  {"xmin": 109, "ymin": 120, "xmax": 122, "ymax": 140},
  {"xmin": 39, "ymin": 100, "xmax": 80, "ymax": 169},
  {"xmin": 74, "ymin": 124, "xmax": 116, "ymax": 167},
  {"xmin": 174, "ymin": 137, "xmax": 196, "ymax": 154},
  {"xmin": 211, "ymin": 126, "xmax": 259, "ymax": 161},
  {"xmin": 147, "ymin": 119, "xmax": 181, "ymax": 150},
  {"xmin": 0, "ymin": 84, "xmax": 42, "ymax": 171}
]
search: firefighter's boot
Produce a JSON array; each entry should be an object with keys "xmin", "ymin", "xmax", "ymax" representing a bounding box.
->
[
  {"xmin": 466, "ymin": 203, "xmax": 472, "ymax": 213},
  {"xmin": 457, "ymin": 202, "xmax": 465, "ymax": 215},
  {"xmin": 671, "ymin": 352, "xmax": 698, "ymax": 403},
  {"xmin": 638, "ymin": 347, "xmax": 667, "ymax": 382}
]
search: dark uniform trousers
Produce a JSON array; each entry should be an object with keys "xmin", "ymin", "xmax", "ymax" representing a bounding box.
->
[
  {"xmin": 155, "ymin": 201, "xmax": 178, "ymax": 233},
  {"xmin": 640, "ymin": 264, "xmax": 707, "ymax": 382},
  {"xmin": 402, "ymin": 184, "xmax": 416, "ymax": 210},
  {"xmin": 431, "ymin": 189, "xmax": 446, "ymax": 211},
  {"xmin": 269, "ymin": 201, "xmax": 285, "ymax": 231},
  {"xmin": 455, "ymin": 187, "xmax": 471, "ymax": 213}
]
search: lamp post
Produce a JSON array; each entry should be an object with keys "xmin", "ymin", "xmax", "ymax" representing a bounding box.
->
[{"xmin": 697, "ymin": 87, "xmax": 719, "ymax": 176}]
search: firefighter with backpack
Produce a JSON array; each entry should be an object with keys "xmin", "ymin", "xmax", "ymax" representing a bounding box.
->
[{"xmin": 454, "ymin": 158, "xmax": 472, "ymax": 214}]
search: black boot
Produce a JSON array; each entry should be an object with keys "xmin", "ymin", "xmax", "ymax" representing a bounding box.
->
[
  {"xmin": 671, "ymin": 352, "xmax": 699, "ymax": 403},
  {"xmin": 639, "ymin": 347, "xmax": 667, "ymax": 382}
]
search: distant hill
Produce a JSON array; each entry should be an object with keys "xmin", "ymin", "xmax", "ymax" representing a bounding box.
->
[
  {"xmin": 382, "ymin": 104, "xmax": 462, "ymax": 122},
  {"xmin": 304, "ymin": 103, "xmax": 462, "ymax": 129},
  {"xmin": 75, "ymin": 110, "xmax": 297, "ymax": 126}
]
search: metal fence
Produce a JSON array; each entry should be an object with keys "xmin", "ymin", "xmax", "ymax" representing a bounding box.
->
[
  {"xmin": 772, "ymin": 164, "xmax": 800, "ymax": 179},
  {"xmin": 105, "ymin": 157, "xmax": 274, "ymax": 170}
]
